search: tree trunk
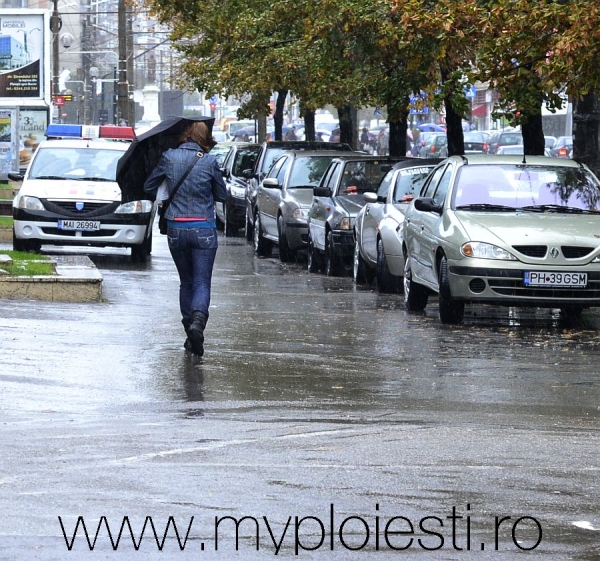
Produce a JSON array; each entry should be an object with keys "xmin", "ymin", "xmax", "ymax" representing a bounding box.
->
[
  {"xmin": 444, "ymin": 94, "xmax": 464, "ymax": 157},
  {"xmin": 274, "ymin": 89, "xmax": 288, "ymax": 141},
  {"xmin": 338, "ymin": 105, "xmax": 357, "ymax": 149},
  {"xmin": 388, "ymin": 96, "xmax": 409, "ymax": 158},
  {"xmin": 572, "ymin": 90, "xmax": 600, "ymax": 177},
  {"xmin": 521, "ymin": 110, "xmax": 545, "ymax": 156},
  {"xmin": 302, "ymin": 105, "xmax": 316, "ymax": 141}
]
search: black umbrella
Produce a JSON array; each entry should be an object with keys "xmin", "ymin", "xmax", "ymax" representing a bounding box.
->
[
  {"xmin": 116, "ymin": 115, "xmax": 215, "ymax": 202},
  {"xmin": 231, "ymin": 125, "xmax": 256, "ymax": 138}
]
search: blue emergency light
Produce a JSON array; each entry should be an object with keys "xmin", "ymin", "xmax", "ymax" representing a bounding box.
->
[{"xmin": 45, "ymin": 124, "xmax": 135, "ymax": 140}]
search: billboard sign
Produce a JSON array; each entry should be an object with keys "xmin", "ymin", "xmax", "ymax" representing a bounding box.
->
[{"xmin": 0, "ymin": 11, "xmax": 46, "ymax": 100}]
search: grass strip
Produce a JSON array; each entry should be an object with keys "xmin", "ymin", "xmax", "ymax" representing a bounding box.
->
[{"xmin": 0, "ymin": 250, "xmax": 54, "ymax": 276}]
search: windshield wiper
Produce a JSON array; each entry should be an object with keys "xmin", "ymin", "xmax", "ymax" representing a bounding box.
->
[
  {"xmin": 520, "ymin": 204, "xmax": 591, "ymax": 214},
  {"xmin": 75, "ymin": 177, "xmax": 113, "ymax": 182},
  {"xmin": 32, "ymin": 175, "xmax": 67, "ymax": 180},
  {"xmin": 455, "ymin": 203, "xmax": 517, "ymax": 212}
]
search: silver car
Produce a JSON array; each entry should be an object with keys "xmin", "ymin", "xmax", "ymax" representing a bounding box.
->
[
  {"xmin": 253, "ymin": 150, "xmax": 342, "ymax": 261},
  {"xmin": 353, "ymin": 160, "xmax": 440, "ymax": 292},
  {"xmin": 402, "ymin": 154, "xmax": 600, "ymax": 323}
]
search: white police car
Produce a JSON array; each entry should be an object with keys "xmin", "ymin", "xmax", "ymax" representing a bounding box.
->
[{"xmin": 10, "ymin": 124, "xmax": 156, "ymax": 262}]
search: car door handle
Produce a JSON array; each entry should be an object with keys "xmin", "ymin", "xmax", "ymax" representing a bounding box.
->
[{"xmin": 365, "ymin": 207, "xmax": 370, "ymax": 215}]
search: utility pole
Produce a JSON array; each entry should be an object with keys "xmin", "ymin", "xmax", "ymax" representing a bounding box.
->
[
  {"xmin": 50, "ymin": 0, "xmax": 62, "ymax": 109},
  {"xmin": 117, "ymin": 0, "xmax": 130, "ymax": 125}
]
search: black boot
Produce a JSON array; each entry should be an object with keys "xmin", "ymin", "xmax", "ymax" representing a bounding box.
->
[
  {"xmin": 183, "ymin": 324, "xmax": 192, "ymax": 352},
  {"xmin": 188, "ymin": 311, "xmax": 207, "ymax": 356}
]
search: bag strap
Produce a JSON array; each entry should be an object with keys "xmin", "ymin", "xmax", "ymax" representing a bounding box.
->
[{"xmin": 161, "ymin": 151, "xmax": 203, "ymax": 213}]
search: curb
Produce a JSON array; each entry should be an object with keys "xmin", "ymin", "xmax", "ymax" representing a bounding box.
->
[{"xmin": 0, "ymin": 254, "xmax": 103, "ymax": 302}]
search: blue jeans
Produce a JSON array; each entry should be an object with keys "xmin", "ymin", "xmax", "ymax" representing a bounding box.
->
[{"xmin": 167, "ymin": 227, "xmax": 218, "ymax": 329}]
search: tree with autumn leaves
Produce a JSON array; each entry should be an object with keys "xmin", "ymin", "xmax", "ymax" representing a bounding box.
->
[{"xmin": 146, "ymin": 0, "xmax": 600, "ymax": 169}]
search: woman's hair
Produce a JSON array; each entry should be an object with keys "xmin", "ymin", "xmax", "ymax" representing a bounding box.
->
[{"xmin": 179, "ymin": 121, "xmax": 216, "ymax": 152}]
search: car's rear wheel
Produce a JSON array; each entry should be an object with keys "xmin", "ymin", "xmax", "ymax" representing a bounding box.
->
[
  {"xmin": 278, "ymin": 215, "xmax": 296, "ymax": 263},
  {"xmin": 307, "ymin": 236, "xmax": 321, "ymax": 273},
  {"xmin": 245, "ymin": 209, "xmax": 253, "ymax": 242},
  {"xmin": 253, "ymin": 213, "xmax": 272, "ymax": 257},
  {"xmin": 325, "ymin": 230, "xmax": 341, "ymax": 277},
  {"xmin": 224, "ymin": 206, "xmax": 237, "ymax": 237},
  {"xmin": 438, "ymin": 255, "xmax": 464, "ymax": 324},
  {"xmin": 376, "ymin": 238, "xmax": 401, "ymax": 293},
  {"xmin": 403, "ymin": 254, "xmax": 428, "ymax": 311},
  {"xmin": 353, "ymin": 236, "xmax": 374, "ymax": 285}
]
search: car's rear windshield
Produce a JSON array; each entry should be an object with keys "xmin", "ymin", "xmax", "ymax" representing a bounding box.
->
[
  {"xmin": 288, "ymin": 156, "xmax": 337, "ymax": 187},
  {"xmin": 337, "ymin": 160, "xmax": 394, "ymax": 195},
  {"xmin": 29, "ymin": 147, "xmax": 123, "ymax": 181},
  {"xmin": 453, "ymin": 164, "xmax": 600, "ymax": 211}
]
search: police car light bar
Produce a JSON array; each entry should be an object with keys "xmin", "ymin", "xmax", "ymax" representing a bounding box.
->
[{"xmin": 45, "ymin": 124, "xmax": 135, "ymax": 140}]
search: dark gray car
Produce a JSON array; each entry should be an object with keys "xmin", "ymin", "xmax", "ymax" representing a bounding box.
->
[
  {"xmin": 307, "ymin": 156, "xmax": 403, "ymax": 276},
  {"xmin": 253, "ymin": 150, "xmax": 344, "ymax": 262}
]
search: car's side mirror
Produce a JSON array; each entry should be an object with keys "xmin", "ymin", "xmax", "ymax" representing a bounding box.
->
[
  {"xmin": 8, "ymin": 172, "xmax": 23, "ymax": 182},
  {"xmin": 314, "ymin": 186, "xmax": 331, "ymax": 197},
  {"xmin": 414, "ymin": 197, "xmax": 443, "ymax": 214},
  {"xmin": 363, "ymin": 192, "xmax": 378, "ymax": 203},
  {"xmin": 262, "ymin": 177, "xmax": 280, "ymax": 188}
]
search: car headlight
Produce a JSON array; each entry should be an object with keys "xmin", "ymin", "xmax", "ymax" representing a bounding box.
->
[
  {"xmin": 230, "ymin": 185, "xmax": 245, "ymax": 199},
  {"xmin": 461, "ymin": 242, "xmax": 517, "ymax": 260},
  {"xmin": 292, "ymin": 208, "xmax": 309, "ymax": 220},
  {"xmin": 339, "ymin": 217, "xmax": 351, "ymax": 230},
  {"xmin": 18, "ymin": 196, "xmax": 45, "ymax": 211},
  {"xmin": 115, "ymin": 200, "xmax": 154, "ymax": 214}
]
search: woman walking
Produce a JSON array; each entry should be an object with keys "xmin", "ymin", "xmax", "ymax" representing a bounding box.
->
[{"xmin": 144, "ymin": 121, "xmax": 227, "ymax": 356}]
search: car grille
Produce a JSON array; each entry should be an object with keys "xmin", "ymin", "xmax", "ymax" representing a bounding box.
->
[
  {"xmin": 489, "ymin": 277, "xmax": 600, "ymax": 299},
  {"xmin": 43, "ymin": 200, "xmax": 119, "ymax": 217},
  {"xmin": 561, "ymin": 246, "xmax": 595, "ymax": 259},
  {"xmin": 512, "ymin": 245, "xmax": 547, "ymax": 258}
]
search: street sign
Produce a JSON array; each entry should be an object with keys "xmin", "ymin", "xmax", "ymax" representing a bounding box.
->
[
  {"xmin": 54, "ymin": 96, "xmax": 65, "ymax": 107},
  {"xmin": 52, "ymin": 94, "xmax": 72, "ymax": 101},
  {"xmin": 465, "ymin": 85, "xmax": 477, "ymax": 99},
  {"xmin": 210, "ymin": 103, "xmax": 217, "ymax": 112}
]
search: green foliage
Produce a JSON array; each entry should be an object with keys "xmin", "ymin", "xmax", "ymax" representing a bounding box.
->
[{"xmin": 0, "ymin": 251, "xmax": 54, "ymax": 277}]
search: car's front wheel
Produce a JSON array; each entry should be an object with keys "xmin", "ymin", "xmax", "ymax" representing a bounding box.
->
[
  {"xmin": 438, "ymin": 255, "xmax": 464, "ymax": 324},
  {"xmin": 131, "ymin": 231, "xmax": 152, "ymax": 262},
  {"xmin": 13, "ymin": 229, "xmax": 41, "ymax": 253},
  {"xmin": 403, "ymin": 254, "xmax": 428, "ymax": 311}
]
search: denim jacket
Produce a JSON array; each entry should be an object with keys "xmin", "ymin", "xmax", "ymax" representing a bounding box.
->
[{"xmin": 144, "ymin": 141, "xmax": 227, "ymax": 222}]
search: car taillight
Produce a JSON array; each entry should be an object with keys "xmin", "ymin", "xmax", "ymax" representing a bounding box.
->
[
  {"xmin": 558, "ymin": 147, "xmax": 568, "ymax": 157},
  {"xmin": 483, "ymin": 142, "xmax": 488, "ymax": 153},
  {"xmin": 430, "ymin": 144, "xmax": 436, "ymax": 153}
]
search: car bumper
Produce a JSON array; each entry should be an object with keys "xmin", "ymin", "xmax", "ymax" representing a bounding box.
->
[
  {"xmin": 284, "ymin": 222, "xmax": 309, "ymax": 250},
  {"xmin": 331, "ymin": 230, "xmax": 354, "ymax": 258},
  {"xmin": 13, "ymin": 208, "xmax": 151, "ymax": 248},
  {"xmin": 448, "ymin": 262, "xmax": 600, "ymax": 306}
]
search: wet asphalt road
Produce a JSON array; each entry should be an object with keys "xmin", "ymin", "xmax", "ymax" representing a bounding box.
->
[{"xmin": 0, "ymin": 225, "xmax": 599, "ymax": 560}]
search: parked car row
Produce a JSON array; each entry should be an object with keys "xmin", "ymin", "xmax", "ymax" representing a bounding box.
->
[{"xmin": 217, "ymin": 141, "xmax": 600, "ymax": 324}]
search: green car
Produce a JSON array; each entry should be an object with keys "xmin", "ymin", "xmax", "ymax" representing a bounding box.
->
[{"xmin": 402, "ymin": 154, "xmax": 600, "ymax": 323}]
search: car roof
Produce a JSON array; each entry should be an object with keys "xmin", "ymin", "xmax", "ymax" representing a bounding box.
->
[
  {"xmin": 263, "ymin": 141, "xmax": 352, "ymax": 151},
  {"xmin": 284, "ymin": 150, "xmax": 359, "ymax": 158},
  {"xmin": 390, "ymin": 158, "xmax": 443, "ymax": 169},
  {"xmin": 36, "ymin": 139, "xmax": 128, "ymax": 151},
  {"xmin": 448, "ymin": 154, "xmax": 580, "ymax": 167}
]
